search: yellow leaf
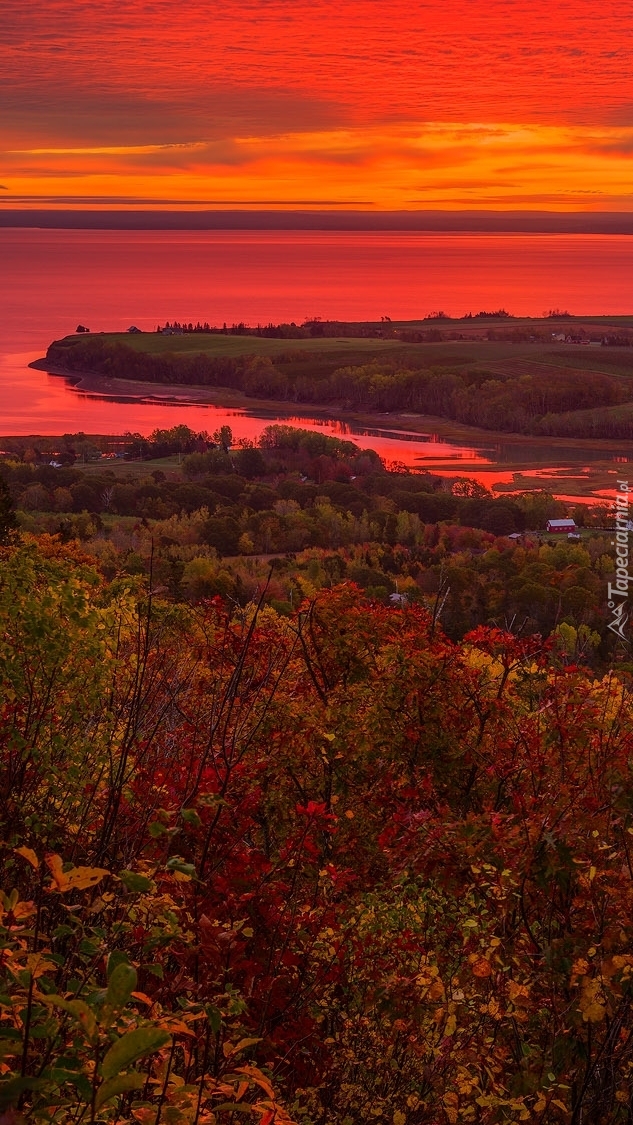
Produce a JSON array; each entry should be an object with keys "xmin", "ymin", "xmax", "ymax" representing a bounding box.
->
[
  {"xmin": 131, "ymin": 991, "xmax": 154, "ymax": 1006},
  {"xmin": 571, "ymin": 958, "xmax": 589, "ymax": 983},
  {"xmin": 7, "ymin": 900, "xmax": 37, "ymax": 921},
  {"xmin": 45, "ymin": 854, "xmax": 109, "ymax": 893},
  {"xmin": 8, "ymin": 953, "xmax": 56, "ymax": 980},
  {"xmin": 14, "ymin": 847, "xmax": 39, "ymax": 869},
  {"xmin": 45, "ymin": 854, "xmax": 65, "ymax": 890},
  {"xmin": 582, "ymin": 1001, "xmax": 606, "ymax": 1023},
  {"xmin": 443, "ymin": 1092, "xmax": 458, "ymax": 1125},
  {"xmin": 235, "ymin": 1065, "xmax": 275, "ymax": 1100},
  {"xmin": 579, "ymin": 981, "xmax": 606, "ymax": 1023},
  {"xmin": 224, "ymin": 1037, "xmax": 261, "ymax": 1057},
  {"xmin": 68, "ymin": 866, "xmax": 109, "ymax": 890},
  {"xmin": 444, "ymin": 1013, "xmax": 457, "ymax": 1037},
  {"xmin": 507, "ymin": 981, "xmax": 529, "ymax": 1003},
  {"xmin": 158, "ymin": 1017, "xmax": 196, "ymax": 1037},
  {"xmin": 393, "ymin": 1112, "xmax": 406, "ymax": 1125}
]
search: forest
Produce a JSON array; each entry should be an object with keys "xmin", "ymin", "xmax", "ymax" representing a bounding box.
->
[
  {"xmin": 44, "ymin": 334, "xmax": 633, "ymax": 440},
  {"xmin": 0, "ymin": 424, "xmax": 620, "ymax": 657},
  {"xmin": 2, "ymin": 424, "xmax": 633, "ymax": 1124}
]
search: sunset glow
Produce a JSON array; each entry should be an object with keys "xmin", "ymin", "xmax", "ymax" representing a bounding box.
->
[{"xmin": 3, "ymin": 0, "xmax": 633, "ymax": 213}]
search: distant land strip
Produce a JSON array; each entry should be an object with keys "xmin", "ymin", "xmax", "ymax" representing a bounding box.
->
[{"xmin": 2, "ymin": 209, "xmax": 633, "ymax": 233}]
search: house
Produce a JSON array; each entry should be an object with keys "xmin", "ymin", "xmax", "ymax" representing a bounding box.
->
[
  {"xmin": 546, "ymin": 518, "xmax": 577, "ymax": 533},
  {"xmin": 389, "ymin": 592, "xmax": 408, "ymax": 607},
  {"xmin": 127, "ymin": 325, "xmax": 142, "ymax": 333}
]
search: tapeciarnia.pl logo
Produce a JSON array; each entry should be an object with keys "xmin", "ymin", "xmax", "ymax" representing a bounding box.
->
[{"xmin": 607, "ymin": 480, "xmax": 631, "ymax": 641}]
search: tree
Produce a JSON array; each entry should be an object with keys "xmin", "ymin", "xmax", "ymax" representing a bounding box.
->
[
  {"xmin": 234, "ymin": 446, "xmax": 266, "ymax": 479},
  {"xmin": 0, "ymin": 475, "xmax": 17, "ymax": 544},
  {"xmin": 451, "ymin": 477, "xmax": 492, "ymax": 499},
  {"xmin": 213, "ymin": 425, "xmax": 233, "ymax": 453}
]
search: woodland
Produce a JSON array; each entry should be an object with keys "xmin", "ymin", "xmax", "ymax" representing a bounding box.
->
[
  {"xmin": 0, "ymin": 424, "xmax": 619, "ymax": 658},
  {"xmin": 45, "ymin": 329, "xmax": 633, "ymax": 440},
  {"xmin": 1, "ymin": 422, "xmax": 633, "ymax": 1124}
]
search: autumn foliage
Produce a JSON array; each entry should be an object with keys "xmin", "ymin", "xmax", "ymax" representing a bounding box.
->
[{"xmin": 2, "ymin": 539, "xmax": 633, "ymax": 1123}]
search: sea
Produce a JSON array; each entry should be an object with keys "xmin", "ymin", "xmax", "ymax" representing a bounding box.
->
[{"xmin": 1, "ymin": 227, "xmax": 632, "ymax": 493}]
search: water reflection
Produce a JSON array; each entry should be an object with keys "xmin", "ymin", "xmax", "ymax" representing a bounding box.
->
[
  {"xmin": 2, "ymin": 227, "xmax": 631, "ymax": 508},
  {"xmin": 56, "ymin": 377, "xmax": 630, "ymax": 501}
]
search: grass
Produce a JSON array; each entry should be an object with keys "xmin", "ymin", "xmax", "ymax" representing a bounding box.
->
[
  {"xmin": 78, "ymin": 455, "xmax": 183, "ymax": 479},
  {"xmin": 71, "ymin": 328, "xmax": 633, "ymax": 384},
  {"xmin": 100, "ymin": 333, "xmax": 406, "ymax": 358}
]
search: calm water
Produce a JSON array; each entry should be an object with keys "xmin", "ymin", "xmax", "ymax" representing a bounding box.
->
[{"xmin": 1, "ymin": 228, "xmax": 632, "ymax": 492}]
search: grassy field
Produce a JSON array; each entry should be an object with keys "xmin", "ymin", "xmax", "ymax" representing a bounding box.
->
[
  {"xmin": 78, "ymin": 455, "xmax": 183, "ymax": 479},
  {"xmin": 72, "ymin": 322, "xmax": 633, "ymax": 384},
  {"xmin": 101, "ymin": 333, "xmax": 406, "ymax": 358}
]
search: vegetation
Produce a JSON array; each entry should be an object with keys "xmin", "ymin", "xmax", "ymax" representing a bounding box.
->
[
  {"xmin": 44, "ymin": 319, "xmax": 633, "ymax": 440},
  {"xmin": 0, "ymin": 424, "xmax": 620, "ymax": 657},
  {"xmin": 2, "ymin": 403, "xmax": 632, "ymax": 1121},
  {"xmin": 2, "ymin": 530, "xmax": 633, "ymax": 1123}
]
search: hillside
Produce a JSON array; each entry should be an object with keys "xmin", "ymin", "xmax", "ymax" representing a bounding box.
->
[{"xmin": 2, "ymin": 537, "xmax": 633, "ymax": 1123}]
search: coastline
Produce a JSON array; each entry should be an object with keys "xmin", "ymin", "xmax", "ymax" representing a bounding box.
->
[{"xmin": 28, "ymin": 355, "xmax": 633, "ymax": 457}]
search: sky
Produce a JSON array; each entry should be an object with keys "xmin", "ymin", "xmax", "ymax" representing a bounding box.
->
[{"xmin": 2, "ymin": 0, "xmax": 633, "ymax": 213}]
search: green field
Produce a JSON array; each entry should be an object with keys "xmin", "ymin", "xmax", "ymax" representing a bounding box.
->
[
  {"xmin": 76, "ymin": 320, "xmax": 633, "ymax": 384},
  {"xmin": 101, "ymin": 332, "xmax": 406, "ymax": 358}
]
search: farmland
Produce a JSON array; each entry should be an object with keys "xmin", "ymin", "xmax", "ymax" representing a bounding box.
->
[
  {"xmin": 47, "ymin": 312, "xmax": 633, "ymax": 377},
  {"xmin": 42, "ymin": 315, "xmax": 633, "ymax": 444}
]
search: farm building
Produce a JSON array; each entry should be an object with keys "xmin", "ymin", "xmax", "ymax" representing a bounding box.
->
[{"xmin": 546, "ymin": 518, "xmax": 577, "ymax": 533}]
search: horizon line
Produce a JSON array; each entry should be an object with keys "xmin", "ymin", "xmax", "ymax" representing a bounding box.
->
[{"xmin": 2, "ymin": 208, "xmax": 633, "ymax": 234}]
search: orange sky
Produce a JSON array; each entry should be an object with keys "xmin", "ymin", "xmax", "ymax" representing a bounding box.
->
[{"xmin": 2, "ymin": 0, "xmax": 633, "ymax": 212}]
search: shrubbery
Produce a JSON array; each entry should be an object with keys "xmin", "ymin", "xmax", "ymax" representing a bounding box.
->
[{"xmin": 3, "ymin": 542, "xmax": 633, "ymax": 1121}]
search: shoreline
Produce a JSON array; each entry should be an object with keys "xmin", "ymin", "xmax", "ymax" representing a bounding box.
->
[{"xmin": 27, "ymin": 356, "xmax": 633, "ymax": 457}]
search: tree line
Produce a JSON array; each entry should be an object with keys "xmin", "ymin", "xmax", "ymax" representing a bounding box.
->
[
  {"xmin": 1, "ymin": 425, "xmax": 620, "ymax": 658},
  {"xmin": 46, "ymin": 337, "xmax": 633, "ymax": 438}
]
